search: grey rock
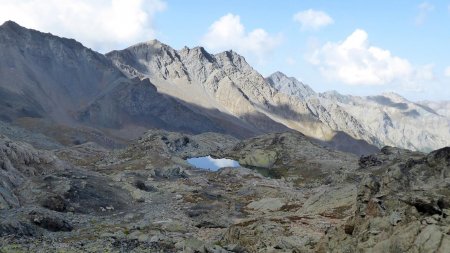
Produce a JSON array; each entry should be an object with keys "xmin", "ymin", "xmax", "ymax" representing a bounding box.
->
[
  {"xmin": 266, "ymin": 71, "xmax": 316, "ymax": 99},
  {"xmin": 28, "ymin": 210, "xmax": 72, "ymax": 232},
  {"xmin": 317, "ymin": 146, "xmax": 450, "ymax": 252},
  {"xmin": 246, "ymin": 198, "xmax": 285, "ymax": 212}
]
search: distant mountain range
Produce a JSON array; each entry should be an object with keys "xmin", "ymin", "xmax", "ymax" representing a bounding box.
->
[{"xmin": 0, "ymin": 21, "xmax": 448, "ymax": 154}]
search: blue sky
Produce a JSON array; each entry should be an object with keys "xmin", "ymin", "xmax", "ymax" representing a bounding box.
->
[{"xmin": 0, "ymin": 0, "xmax": 449, "ymax": 101}]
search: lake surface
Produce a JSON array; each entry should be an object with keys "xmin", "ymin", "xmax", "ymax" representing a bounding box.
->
[{"xmin": 186, "ymin": 156, "xmax": 240, "ymax": 171}]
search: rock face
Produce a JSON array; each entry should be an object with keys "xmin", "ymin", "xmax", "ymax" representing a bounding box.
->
[
  {"xmin": 420, "ymin": 100, "xmax": 450, "ymax": 118},
  {"xmin": 265, "ymin": 72, "xmax": 450, "ymax": 152},
  {"xmin": 266, "ymin": 71, "xmax": 316, "ymax": 99},
  {"xmin": 77, "ymin": 78, "xmax": 230, "ymax": 139},
  {"xmin": 0, "ymin": 134, "xmax": 58, "ymax": 210},
  {"xmin": 0, "ymin": 21, "xmax": 123, "ymax": 123},
  {"xmin": 317, "ymin": 146, "xmax": 450, "ymax": 253},
  {"xmin": 315, "ymin": 92, "xmax": 450, "ymax": 152}
]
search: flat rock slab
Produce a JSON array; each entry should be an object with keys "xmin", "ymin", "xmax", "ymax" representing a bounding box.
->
[{"xmin": 247, "ymin": 198, "xmax": 285, "ymax": 212}]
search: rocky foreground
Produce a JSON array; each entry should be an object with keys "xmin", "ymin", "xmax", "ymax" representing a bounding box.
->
[{"xmin": 0, "ymin": 130, "xmax": 449, "ymax": 252}]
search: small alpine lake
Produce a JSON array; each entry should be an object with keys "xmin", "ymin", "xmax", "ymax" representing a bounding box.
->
[{"xmin": 186, "ymin": 156, "xmax": 240, "ymax": 171}]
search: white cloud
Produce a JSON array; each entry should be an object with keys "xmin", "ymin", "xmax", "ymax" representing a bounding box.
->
[
  {"xmin": 445, "ymin": 66, "xmax": 450, "ymax": 77},
  {"xmin": 201, "ymin": 13, "xmax": 281, "ymax": 63},
  {"xmin": 308, "ymin": 29, "xmax": 434, "ymax": 87},
  {"xmin": 0, "ymin": 0, "xmax": 166, "ymax": 52},
  {"xmin": 293, "ymin": 9, "xmax": 334, "ymax": 31},
  {"xmin": 416, "ymin": 2, "xmax": 434, "ymax": 26}
]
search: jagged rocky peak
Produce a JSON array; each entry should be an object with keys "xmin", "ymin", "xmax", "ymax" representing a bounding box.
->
[
  {"xmin": 106, "ymin": 38, "xmax": 189, "ymax": 81},
  {"xmin": 214, "ymin": 50, "xmax": 252, "ymax": 69},
  {"xmin": 178, "ymin": 45, "xmax": 216, "ymax": 64},
  {"xmin": 143, "ymin": 38, "xmax": 165, "ymax": 47},
  {"xmin": 126, "ymin": 39, "xmax": 177, "ymax": 57},
  {"xmin": 128, "ymin": 40, "xmax": 210, "ymax": 61},
  {"xmin": 0, "ymin": 20, "xmax": 34, "ymax": 37},
  {"xmin": 109, "ymin": 38, "xmax": 260, "ymax": 82},
  {"xmin": 125, "ymin": 39, "xmax": 167, "ymax": 50},
  {"xmin": 0, "ymin": 20, "xmax": 27, "ymax": 42},
  {"xmin": 179, "ymin": 45, "xmax": 207, "ymax": 55},
  {"xmin": 266, "ymin": 71, "xmax": 288, "ymax": 85},
  {"xmin": 0, "ymin": 20, "xmax": 83, "ymax": 51},
  {"xmin": 1, "ymin": 20, "xmax": 21, "ymax": 29},
  {"xmin": 266, "ymin": 71, "xmax": 316, "ymax": 99}
]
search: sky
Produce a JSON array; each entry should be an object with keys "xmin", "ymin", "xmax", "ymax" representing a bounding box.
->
[{"xmin": 0, "ymin": 0, "xmax": 449, "ymax": 101}]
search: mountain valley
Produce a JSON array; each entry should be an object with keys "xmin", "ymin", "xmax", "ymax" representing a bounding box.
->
[{"xmin": 0, "ymin": 21, "xmax": 449, "ymax": 252}]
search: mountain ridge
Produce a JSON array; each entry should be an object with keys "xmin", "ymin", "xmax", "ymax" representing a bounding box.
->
[
  {"xmin": 0, "ymin": 20, "xmax": 448, "ymax": 153},
  {"xmin": 107, "ymin": 38, "xmax": 449, "ymax": 152},
  {"xmin": 0, "ymin": 21, "xmax": 280, "ymax": 142}
]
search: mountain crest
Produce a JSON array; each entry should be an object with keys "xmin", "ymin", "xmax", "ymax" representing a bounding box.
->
[
  {"xmin": 380, "ymin": 92, "xmax": 407, "ymax": 102},
  {"xmin": 0, "ymin": 20, "xmax": 32, "ymax": 37},
  {"xmin": 266, "ymin": 71, "xmax": 316, "ymax": 99},
  {"xmin": 1, "ymin": 20, "xmax": 21, "ymax": 29},
  {"xmin": 179, "ymin": 46, "xmax": 215, "ymax": 63}
]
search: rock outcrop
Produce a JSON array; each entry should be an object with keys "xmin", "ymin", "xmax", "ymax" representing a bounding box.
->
[
  {"xmin": 317, "ymin": 146, "xmax": 450, "ymax": 252},
  {"xmin": 0, "ymin": 134, "xmax": 132, "ymax": 237}
]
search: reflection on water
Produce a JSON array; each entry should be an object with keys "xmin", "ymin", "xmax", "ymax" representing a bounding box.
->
[{"xmin": 186, "ymin": 156, "xmax": 240, "ymax": 171}]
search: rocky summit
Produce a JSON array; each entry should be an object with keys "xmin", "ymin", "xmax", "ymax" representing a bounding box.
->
[{"xmin": 0, "ymin": 21, "xmax": 449, "ymax": 253}]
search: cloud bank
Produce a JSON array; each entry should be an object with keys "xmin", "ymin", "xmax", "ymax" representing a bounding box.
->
[
  {"xmin": 0, "ymin": 0, "xmax": 166, "ymax": 52},
  {"xmin": 201, "ymin": 13, "xmax": 281, "ymax": 63},
  {"xmin": 308, "ymin": 29, "xmax": 433, "ymax": 88}
]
